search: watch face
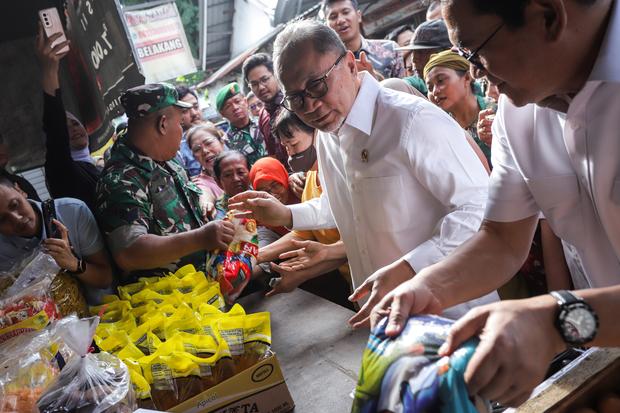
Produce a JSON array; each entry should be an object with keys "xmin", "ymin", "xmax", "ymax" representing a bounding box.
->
[{"xmin": 561, "ymin": 304, "xmax": 597, "ymax": 342}]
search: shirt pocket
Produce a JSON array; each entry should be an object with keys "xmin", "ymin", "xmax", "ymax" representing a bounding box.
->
[
  {"xmin": 526, "ymin": 174, "xmax": 582, "ymax": 241},
  {"xmin": 359, "ymin": 175, "xmax": 412, "ymax": 232}
]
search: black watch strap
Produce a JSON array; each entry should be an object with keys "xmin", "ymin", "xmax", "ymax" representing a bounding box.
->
[
  {"xmin": 67, "ymin": 258, "xmax": 86, "ymax": 275},
  {"xmin": 550, "ymin": 290, "xmax": 581, "ymax": 305}
]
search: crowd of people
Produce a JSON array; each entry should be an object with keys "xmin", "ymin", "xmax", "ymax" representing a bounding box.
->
[{"xmin": 1, "ymin": 0, "xmax": 619, "ymax": 408}]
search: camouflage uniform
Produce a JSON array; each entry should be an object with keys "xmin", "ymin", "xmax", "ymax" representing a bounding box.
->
[
  {"xmin": 96, "ymin": 82, "xmax": 204, "ymax": 282},
  {"xmin": 96, "ymin": 137, "xmax": 205, "ymax": 281},
  {"xmin": 224, "ymin": 121, "xmax": 267, "ymax": 168}
]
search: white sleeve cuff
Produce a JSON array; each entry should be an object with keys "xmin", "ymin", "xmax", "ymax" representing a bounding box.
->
[{"xmin": 402, "ymin": 240, "xmax": 446, "ymax": 273}]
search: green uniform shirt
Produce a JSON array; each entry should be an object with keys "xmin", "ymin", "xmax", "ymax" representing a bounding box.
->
[
  {"xmin": 224, "ymin": 120, "xmax": 266, "ymax": 168},
  {"xmin": 96, "ymin": 136, "xmax": 205, "ymax": 281}
]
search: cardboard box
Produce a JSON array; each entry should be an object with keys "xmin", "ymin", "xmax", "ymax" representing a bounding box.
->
[
  {"xmin": 169, "ymin": 354, "xmax": 294, "ymax": 413},
  {"xmin": 512, "ymin": 348, "xmax": 620, "ymax": 412}
]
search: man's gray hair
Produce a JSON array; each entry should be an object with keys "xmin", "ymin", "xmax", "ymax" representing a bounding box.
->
[{"xmin": 273, "ymin": 19, "xmax": 347, "ymax": 81}]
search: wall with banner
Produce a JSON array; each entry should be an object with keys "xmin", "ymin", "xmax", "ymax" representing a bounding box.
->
[
  {"xmin": 124, "ymin": 2, "xmax": 196, "ymax": 83},
  {"xmin": 61, "ymin": 0, "xmax": 145, "ymax": 152}
]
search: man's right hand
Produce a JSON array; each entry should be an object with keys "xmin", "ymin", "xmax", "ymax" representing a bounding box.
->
[
  {"xmin": 200, "ymin": 220, "xmax": 235, "ymax": 251},
  {"xmin": 228, "ymin": 191, "xmax": 293, "ymax": 227},
  {"xmin": 348, "ymin": 259, "xmax": 418, "ymax": 329}
]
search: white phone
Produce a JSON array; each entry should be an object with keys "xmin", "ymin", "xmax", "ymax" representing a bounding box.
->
[{"xmin": 38, "ymin": 7, "xmax": 70, "ymax": 54}]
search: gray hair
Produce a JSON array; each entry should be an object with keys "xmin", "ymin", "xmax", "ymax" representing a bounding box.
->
[{"xmin": 273, "ymin": 19, "xmax": 347, "ymax": 82}]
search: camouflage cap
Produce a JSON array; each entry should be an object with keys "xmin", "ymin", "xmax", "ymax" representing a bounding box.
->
[
  {"xmin": 121, "ymin": 82, "xmax": 193, "ymax": 119},
  {"xmin": 215, "ymin": 82, "xmax": 242, "ymax": 112}
]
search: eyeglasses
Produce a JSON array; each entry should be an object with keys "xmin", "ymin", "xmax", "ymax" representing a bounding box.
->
[
  {"xmin": 456, "ymin": 23, "xmax": 504, "ymax": 71},
  {"xmin": 249, "ymin": 103, "xmax": 263, "ymax": 111},
  {"xmin": 282, "ymin": 52, "xmax": 347, "ymax": 112},
  {"xmin": 249, "ymin": 75, "xmax": 273, "ymax": 89}
]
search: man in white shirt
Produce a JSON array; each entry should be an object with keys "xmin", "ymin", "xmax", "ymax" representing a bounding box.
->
[
  {"xmin": 366, "ymin": 0, "xmax": 620, "ymax": 407},
  {"xmin": 229, "ymin": 20, "xmax": 498, "ymax": 319}
]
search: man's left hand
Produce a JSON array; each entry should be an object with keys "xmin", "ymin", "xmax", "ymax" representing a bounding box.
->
[
  {"xmin": 42, "ymin": 219, "xmax": 78, "ymax": 272},
  {"xmin": 438, "ymin": 296, "xmax": 566, "ymax": 407}
]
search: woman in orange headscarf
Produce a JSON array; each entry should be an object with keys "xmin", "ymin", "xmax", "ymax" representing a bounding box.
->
[{"xmin": 249, "ymin": 157, "xmax": 300, "ymax": 238}]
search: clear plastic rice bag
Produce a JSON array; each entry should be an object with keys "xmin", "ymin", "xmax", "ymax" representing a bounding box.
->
[
  {"xmin": 36, "ymin": 316, "xmax": 136, "ymax": 413},
  {"xmin": 0, "ymin": 316, "xmax": 76, "ymax": 413},
  {"xmin": 352, "ymin": 315, "xmax": 490, "ymax": 413}
]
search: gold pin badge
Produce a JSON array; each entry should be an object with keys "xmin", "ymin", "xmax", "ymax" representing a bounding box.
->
[{"xmin": 361, "ymin": 149, "xmax": 369, "ymax": 163}]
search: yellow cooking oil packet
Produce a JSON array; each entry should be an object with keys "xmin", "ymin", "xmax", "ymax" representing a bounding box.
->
[
  {"xmin": 216, "ymin": 312, "xmax": 271, "ymax": 374},
  {"xmin": 117, "ymin": 341, "xmax": 147, "ymax": 361},
  {"xmin": 138, "ymin": 276, "xmax": 162, "ymax": 285},
  {"xmin": 96, "ymin": 330, "xmax": 130, "ymax": 354},
  {"xmin": 138, "ymin": 303, "xmax": 179, "ymax": 325},
  {"xmin": 198, "ymin": 303, "xmax": 245, "ymax": 336},
  {"xmin": 130, "ymin": 313, "xmax": 166, "ymax": 354},
  {"xmin": 163, "ymin": 307, "xmax": 203, "ymax": 339},
  {"xmin": 95, "ymin": 313, "xmax": 137, "ymax": 339},
  {"xmin": 131, "ymin": 288, "xmax": 179, "ymax": 308},
  {"xmin": 118, "ymin": 281, "xmax": 146, "ymax": 301},
  {"xmin": 171, "ymin": 332, "xmax": 219, "ymax": 357},
  {"xmin": 144, "ymin": 278, "xmax": 175, "ymax": 296},
  {"xmin": 128, "ymin": 366, "xmax": 151, "ymax": 401},
  {"xmin": 188, "ymin": 283, "xmax": 225, "ymax": 311},
  {"xmin": 140, "ymin": 352, "xmax": 201, "ymax": 410},
  {"xmin": 173, "ymin": 264, "xmax": 200, "ymax": 279},
  {"xmin": 89, "ymin": 299, "xmax": 132, "ymax": 319},
  {"xmin": 173, "ymin": 271, "xmax": 209, "ymax": 294},
  {"xmin": 130, "ymin": 302, "xmax": 155, "ymax": 320},
  {"xmin": 101, "ymin": 294, "xmax": 121, "ymax": 303}
]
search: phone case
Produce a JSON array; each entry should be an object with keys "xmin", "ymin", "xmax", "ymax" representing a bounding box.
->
[
  {"xmin": 42, "ymin": 200, "xmax": 61, "ymax": 239},
  {"xmin": 39, "ymin": 7, "xmax": 69, "ymax": 54}
]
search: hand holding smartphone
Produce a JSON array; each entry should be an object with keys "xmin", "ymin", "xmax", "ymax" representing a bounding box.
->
[
  {"xmin": 38, "ymin": 7, "xmax": 70, "ymax": 55},
  {"xmin": 42, "ymin": 199, "xmax": 62, "ymax": 239}
]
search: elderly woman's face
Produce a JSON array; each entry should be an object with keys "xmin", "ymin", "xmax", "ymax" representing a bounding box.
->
[
  {"xmin": 191, "ymin": 131, "xmax": 224, "ymax": 175},
  {"xmin": 425, "ymin": 66, "xmax": 471, "ymax": 112},
  {"xmin": 256, "ymin": 180, "xmax": 288, "ymax": 204},
  {"xmin": 217, "ymin": 157, "xmax": 250, "ymax": 197}
]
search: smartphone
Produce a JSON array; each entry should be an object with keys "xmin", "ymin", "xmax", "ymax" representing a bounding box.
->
[
  {"xmin": 42, "ymin": 199, "xmax": 61, "ymax": 239},
  {"xmin": 38, "ymin": 7, "xmax": 69, "ymax": 54}
]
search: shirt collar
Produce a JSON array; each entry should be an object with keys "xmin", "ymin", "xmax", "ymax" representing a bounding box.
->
[
  {"xmin": 589, "ymin": 0, "xmax": 620, "ymax": 82},
  {"xmin": 228, "ymin": 119, "xmax": 255, "ymax": 133},
  {"xmin": 359, "ymin": 36, "xmax": 370, "ymax": 53},
  {"xmin": 341, "ymin": 72, "xmax": 380, "ymax": 137}
]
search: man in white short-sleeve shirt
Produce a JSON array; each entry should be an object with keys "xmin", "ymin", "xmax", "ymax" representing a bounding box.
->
[{"xmin": 369, "ymin": 0, "xmax": 620, "ymax": 408}]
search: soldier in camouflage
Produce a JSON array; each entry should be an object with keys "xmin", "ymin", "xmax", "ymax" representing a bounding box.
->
[
  {"xmin": 96, "ymin": 83, "xmax": 235, "ymax": 282},
  {"xmin": 216, "ymin": 82, "xmax": 267, "ymax": 168}
]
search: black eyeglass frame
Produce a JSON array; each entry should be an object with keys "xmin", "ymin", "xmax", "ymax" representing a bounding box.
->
[
  {"xmin": 456, "ymin": 23, "xmax": 504, "ymax": 71},
  {"xmin": 281, "ymin": 52, "xmax": 348, "ymax": 112}
]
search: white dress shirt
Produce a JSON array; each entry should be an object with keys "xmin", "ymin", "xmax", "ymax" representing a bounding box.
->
[
  {"xmin": 289, "ymin": 73, "xmax": 498, "ymax": 318},
  {"xmin": 486, "ymin": 0, "xmax": 620, "ymax": 288}
]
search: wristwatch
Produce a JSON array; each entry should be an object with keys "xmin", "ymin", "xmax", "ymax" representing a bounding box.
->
[
  {"xmin": 550, "ymin": 290, "xmax": 598, "ymax": 346},
  {"xmin": 67, "ymin": 258, "xmax": 86, "ymax": 275}
]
